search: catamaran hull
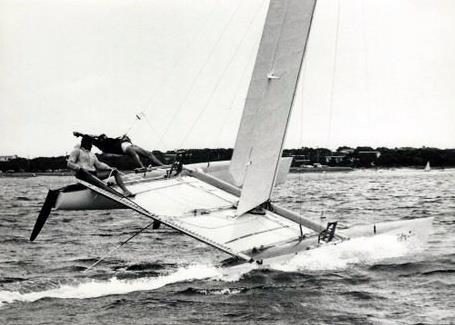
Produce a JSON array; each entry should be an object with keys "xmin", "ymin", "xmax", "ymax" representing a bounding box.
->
[
  {"xmin": 245, "ymin": 216, "xmax": 434, "ymax": 265},
  {"xmin": 55, "ymin": 188, "xmax": 123, "ymax": 210}
]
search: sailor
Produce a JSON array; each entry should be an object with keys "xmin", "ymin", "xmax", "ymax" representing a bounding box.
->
[
  {"xmin": 67, "ymin": 136, "xmax": 134, "ymax": 197},
  {"xmin": 73, "ymin": 131, "xmax": 164, "ymax": 170}
]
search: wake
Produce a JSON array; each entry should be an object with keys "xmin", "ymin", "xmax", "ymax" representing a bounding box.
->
[
  {"xmin": 1, "ymin": 226, "xmax": 430, "ymax": 306},
  {"xmin": 270, "ymin": 230, "xmax": 430, "ymax": 272},
  {"xmin": 0, "ymin": 264, "xmax": 249, "ymax": 307}
]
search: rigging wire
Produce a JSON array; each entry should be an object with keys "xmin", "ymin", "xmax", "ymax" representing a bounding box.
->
[
  {"xmin": 296, "ymin": 0, "xmax": 319, "ymax": 220},
  {"xmin": 84, "ymin": 220, "xmax": 156, "ymax": 273},
  {"xmin": 158, "ymin": 1, "xmax": 245, "ymax": 147},
  {"xmin": 212, "ymin": 36, "xmax": 261, "ymax": 147},
  {"xmin": 178, "ymin": 0, "xmax": 268, "ymax": 149},
  {"xmin": 123, "ymin": 111, "xmax": 168, "ymax": 150},
  {"xmin": 124, "ymin": 5, "xmax": 220, "ymax": 138},
  {"xmin": 298, "ymin": 72, "xmax": 305, "ymax": 219},
  {"xmin": 141, "ymin": 111, "xmax": 168, "ymax": 148},
  {"xmin": 327, "ymin": 0, "xmax": 341, "ymax": 148},
  {"xmin": 361, "ymin": 0, "xmax": 371, "ymax": 136},
  {"xmin": 360, "ymin": 0, "xmax": 376, "ymax": 229},
  {"xmin": 124, "ymin": 112, "xmax": 144, "ymax": 136},
  {"xmin": 297, "ymin": 43, "xmax": 312, "ymax": 220},
  {"xmin": 319, "ymin": 0, "xmax": 341, "ymax": 222}
]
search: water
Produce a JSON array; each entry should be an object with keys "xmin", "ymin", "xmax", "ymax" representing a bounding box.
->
[{"xmin": 0, "ymin": 169, "xmax": 454, "ymax": 324}]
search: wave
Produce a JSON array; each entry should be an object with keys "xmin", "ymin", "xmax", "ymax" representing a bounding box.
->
[
  {"xmin": 125, "ymin": 262, "xmax": 170, "ymax": 271},
  {"xmin": 0, "ymin": 263, "xmax": 251, "ymax": 307},
  {"xmin": 0, "ymin": 223, "xmax": 432, "ymax": 306},
  {"xmin": 0, "ymin": 264, "xmax": 212, "ymax": 306},
  {"xmin": 178, "ymin": 287, "xmax": 247, "ymax": 296},
  {"xmin": 16, "ymin": 196, "xmax": 32, "ymax": 201},
  {"xmin": 422, "ymin": 268, "xmax": 455, "ymax": 276},
  {"xmin": 341, "ymin": 290, "xmax": 379, "ymax": 300}
]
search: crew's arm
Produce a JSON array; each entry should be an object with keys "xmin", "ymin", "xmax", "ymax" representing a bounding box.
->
[
  {"xmin": 73, "ymin": 131, "xmax": 104, "ymax": 149},
  {"xmin": 67, "ymin": 150, "xmax": 81, "ymax": 171},
  {"xmin": 94, "ymin": 156, "xmax": 113, "ymax": 171},
  {"xmin": 73, "ymin": 131, "xmax": 99, "ymax": 140}
]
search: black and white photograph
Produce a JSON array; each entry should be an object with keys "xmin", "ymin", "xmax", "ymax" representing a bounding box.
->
[{"xmin": 1, "ymin": 0, "xmax": 454, "ymax": 324}]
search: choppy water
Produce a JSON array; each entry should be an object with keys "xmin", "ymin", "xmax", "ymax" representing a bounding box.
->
[{"xmin": 0, "ymin": 169, "xmax": 454, "ymax": 324}]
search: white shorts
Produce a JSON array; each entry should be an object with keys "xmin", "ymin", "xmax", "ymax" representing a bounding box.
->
[{"xmin": 121, "ymin": 142, "xmax": 132, "ymax": 153}]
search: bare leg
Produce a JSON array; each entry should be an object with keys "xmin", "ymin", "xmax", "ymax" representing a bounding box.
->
[
  {"xmin": 112, "ymin": 169, "xmax": 133, "ymax": 196},
  {"xmin": 98, "ymin": 169, "xmax": 133, "ymax": 196},
  {"xmin": 130, "ymin": 145, "xmax": 164, "ymax": 166},
  {"xmin": 124, "ymin": 146, "xmax": 145, "ymax": 168}
]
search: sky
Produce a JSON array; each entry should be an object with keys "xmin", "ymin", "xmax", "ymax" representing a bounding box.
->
[{"xmin": 1, "ymin": 0, "xmax": 455, "ymax": 157}]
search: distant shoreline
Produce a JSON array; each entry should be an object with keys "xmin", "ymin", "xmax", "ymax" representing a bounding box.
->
[
  {"xmin": 0, "ymin": 166, "xmax": 446, "ymax": 178},
  {"xmin": 290, "ymin": 166, "xmax": 354, "ymax": 173},
  {"xmin": 0, "ymin": 171, "xmax": 74, "ymax": 178},
  {"xmin": 2, "ymin": 146, "xmax": 455, "ymax": 174}
]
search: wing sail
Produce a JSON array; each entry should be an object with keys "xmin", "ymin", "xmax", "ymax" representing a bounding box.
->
[{"xmin": 230, "ymin": 0, "xmax": 317, "ymax": 215}]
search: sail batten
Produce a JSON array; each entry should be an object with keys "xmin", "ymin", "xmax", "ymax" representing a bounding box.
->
[{"xmin": 231, "ymin": 0, "xmax": 317, "ymax": 215}]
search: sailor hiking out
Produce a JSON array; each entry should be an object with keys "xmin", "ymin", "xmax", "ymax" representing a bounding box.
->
[
  {"xmin": 73, "ymin": 131, "xmax": 164, "ymax": 170},
  {"xmin": 67, "ymin": 136, "xmax": 134, "ymax": 197}
]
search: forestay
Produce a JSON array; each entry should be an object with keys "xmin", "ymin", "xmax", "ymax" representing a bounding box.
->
[{"xmin": 229, "ymin": 0, "xmax": 317, "ymax": 215}]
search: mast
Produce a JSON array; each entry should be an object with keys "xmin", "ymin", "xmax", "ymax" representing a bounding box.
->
[{"xmin": 230, "ymin": 0, "xmax": 317, "ymax": 215}]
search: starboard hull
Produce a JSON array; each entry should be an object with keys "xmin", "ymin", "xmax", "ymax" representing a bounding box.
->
[{"xmin": 235, "ymin": 216, "xmax": 434, "ymax": 266}]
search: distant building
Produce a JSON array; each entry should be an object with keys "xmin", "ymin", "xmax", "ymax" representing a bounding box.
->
[
  {"xmin": 337, "ymin": 148, "xmax": 355, "ymax": 155},
  {"xmin": 324, "ymin": 155, "xmax": 345, "ymax": 164},
  {"xmin": 291, "ymin": 154, "xmax": 310, "ymax": 167},
  {"xmin": 0, "ymin": 155, "xmax": 18, "ymax": 162}
]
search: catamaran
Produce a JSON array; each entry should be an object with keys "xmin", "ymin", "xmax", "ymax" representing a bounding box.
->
[{"xmin": 30, "ymin": 0, "xmax": 433, "ymax": 267}]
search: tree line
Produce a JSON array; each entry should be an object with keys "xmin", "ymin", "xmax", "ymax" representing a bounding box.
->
[{"xmin": 1, "ymin": 146, "xmax": 454, "ymax": 172}]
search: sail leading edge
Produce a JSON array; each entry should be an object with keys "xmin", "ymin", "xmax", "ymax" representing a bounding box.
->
[{"xmin": 230, "ymin": 0, "xmax": 317, "ymax": 215}]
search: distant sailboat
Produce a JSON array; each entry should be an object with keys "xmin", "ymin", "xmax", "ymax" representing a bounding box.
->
[
  {"xmin": 424, "ymin": 161, "xmax": 431, "ymax": 172},
  {"xmin": 30, "ymin": 0, "xmax": 433, "ymax": 266}
]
